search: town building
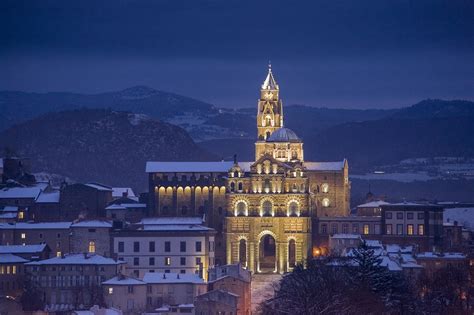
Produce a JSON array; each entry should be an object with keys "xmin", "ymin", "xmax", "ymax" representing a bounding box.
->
[
  {"xmin": 105, "ymin": 198, "xmax": 147, "ymax": 223},
  {"xmin": 32, "ymin": 190, "xmax": 61, "ymax": 221},
  {"xmin": 355, "ymin": 200, "xmax": 390, "ymax": 217},
  {"xmin": 59, "ymin": 182, "xmax": 113, "ymax": 220},
  {"xmin": 112, "ymin": 187, "xmax": 137, "ymax": 201},
  {"xmin": 0, "ymin": 244, "xmax": 50, "ymax": 260},
  {"xmin": 146, "ymin": 65, "xmax": 351, "ymax": 272},
  {"xmin": 24, "ymin": 253, "xmax": 125, "ymax": 311},
  {"xmin": 195, "ymin": 290, "xmax": 238, "ymax": 315},
  {"xmin": 0, "ymin": 253, "xmax": 28, "ymax": 298},
  {"xmin": 102, "ymin": 275, "xmax": 147, "ymax": 314},
  {"xmin": 71, "ymin": 220, "xmax": 113, "ymax": 257},
  {"xmin": 416, "ymin": 252, "xmax": 468, "ymax": 277},
  {"xmin": 112, "ymin": 217, "xmax": 216, "ymax": 279}
]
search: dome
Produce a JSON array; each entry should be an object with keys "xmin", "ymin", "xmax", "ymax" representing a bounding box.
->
[{"xmin": 267, "ymin": 128, "xmax": 301, "ymax": 142}]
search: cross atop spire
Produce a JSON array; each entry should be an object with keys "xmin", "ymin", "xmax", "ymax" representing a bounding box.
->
[{"xmin": 262, "ymin": 63, "xmax": 279, "ymax": 90}]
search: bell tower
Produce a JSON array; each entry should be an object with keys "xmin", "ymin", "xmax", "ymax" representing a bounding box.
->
[{"xmin": 256, "ymin": 63, "xmax": 283, "ymax": 141}]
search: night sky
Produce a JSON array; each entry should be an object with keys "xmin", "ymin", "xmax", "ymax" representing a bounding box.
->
[{"xmin": 1, "ymin": 0, "xmax": 473, "ymax": 108}]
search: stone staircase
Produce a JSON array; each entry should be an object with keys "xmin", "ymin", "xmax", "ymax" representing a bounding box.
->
[{"xmin": 251, "ymin": 273, "xmax": 282, "ymax": 313}]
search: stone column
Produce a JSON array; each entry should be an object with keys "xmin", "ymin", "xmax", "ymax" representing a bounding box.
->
[
  {"xmin": 172, "ymin": 187, "xmax": 178, "ymax": 215},
  {"xmin": 249, "ymin": 241, "xmax": 255, "ymax": 273},
  {"xmin": 191, "ymin": 187, "xmax": 196, "ymax": 215},
  {"xmin": 226, "ymin": 236, "xmax": 232, "ymax": 265}
]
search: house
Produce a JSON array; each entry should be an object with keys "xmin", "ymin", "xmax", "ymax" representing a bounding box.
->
[
  {"xmin": 59, "ymin": 183, "xmax": 113, "ymax": 220},
  {"xmin": 24, "ymin": 253, "xmax": 125, "ymax": 311},
  {"xmin": 0, "ymin": 253, "xmax": 28, "ymax": 298},
  {"xmin": 112, "ymin": 217, "xmax": 216, "ymax": 279},
  {"xmin": 102, "ymin": 275, "xmax": 147, "ymax": 314},
  {"xmin": 71, "ymin": 220, "xmax": 113, "ymax": 257},
  {"xmin": 32, "ymin": 190, "xmax": 61, "ymax": 222},
  {"xmin": 0, "ymin": 244, "xmax": 50, "ymax": 260},
  {"xmin": 195, "ymin": 290, "xmax": 238, "ymax": 315}
]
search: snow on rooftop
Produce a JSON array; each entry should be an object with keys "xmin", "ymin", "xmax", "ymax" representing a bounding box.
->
[
  {"xmin": 357, "ymin": 201, "xmax": 390, "ymax": 208},
  {"xmin": 85, "ymin": 183, "xmax": 113, "ymax": 191},
  {"xmin": 141, "ymin": 224, "xmax": 213, "ymax": 232},
  {"xmin": 0, "ymin": 213, "xmax": 17, "ymax": 219},
  {"xmin": 10, "ymin": 222, "xmax": 72, "ymax": 230},
  {"xmin": 0, "ymin": 206, "xmax": 19, "ymax": 212},
  {"xmin": 146, "ymin": 161, "xmax": 237, "ymax": 173},
  {"xmin": 444, "ymin": 207, "xmax": 474, "ymax": 231},
  {"xmin": 112, "ymin": 187, "xmax": 136, "ymax": 198},
  {"xmin": 26, "ymin": 253, "xmax": 124, "ymax": 265},
  {"xmin": 105, "ymin": 203, "xmax": 146, "ymax": 210},
  {"xmin": 0, "ymin": 253, "xmax": 29, "ymax": 264},
  {"xmin": 71, "ymin": 220, "xmax": 112, "ymax": 228},
  {"xmin": 417, "ymin": 252, "xmax": 466, "ymax": 259},
  {"xmin": 0, "ymin": 244, "xmax": 47, "ymax": 254},
  {"xmin": 143, "ymin": 272, "xmax": 204, "ymax": 284},
  {"xmin": 103, "ymin": 276, "xmax": 146, "ymax": 286},
  {"xmin": 330, "ymin": 234, "xmax": 361, "ymax": 239},
  {"xmin": 36, "ymin": 191, "xmax": 60, "ymax": 203},
  {"xmin": 140, "ymin": 217, "xmax": 203, "ymax": 225},
  {"xmin": 304, "ymin": 161, "xmax": 345, "ymax": 171},
  {"xmin": 385, "ymin": 244, "xmax": 413, "ymax": 254},
  {"xmin": 364, "ymin": 240, "xmax": 383, "ymax": 248},
  {"xmin": 0, "ymin": 187, "xmax": 42, "ymax": 200}
]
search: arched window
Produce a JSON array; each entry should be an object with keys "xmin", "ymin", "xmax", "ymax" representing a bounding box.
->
[
  {"xmin": 234, "ymin": 171, "xmax": 239, "ymax": 178},
  {"xmin": 266, "ymin": 131, "xmax": 271, "ymax": 139},
  {"xmin": 88, "ymin": 241, "xmax": 96, "ymax": 253},
  {"xmin": 292, "ymin": 183, "xmax": 297, "ymax": 192},
  {"xmin": 235, "ymin": 201, "xmax": 248, "ymax": 216},
  {"xmin": 322, "ymin": 198, "xmax": 330, "ymax": 208},
  {"xmin": 262, "ymin": 200, "xmax": 273, "ymax": 216},
  {"xmin": 288, "ymin": 201, "xmax": 298, "ymax": 217},
  {"xmin": 264, "ymin": 179, "xmax": 271, "ymax": 193},
  {"xmin": 321, "ymin": 183, "xmax": 329, "ymax": 193},
  {"xmin": 230, "ymin": 182, "xmax": 235, "ymax": 192},
  {"xmin": 238, "ymin": 182, "xmax": 243, "ymax": 191}
]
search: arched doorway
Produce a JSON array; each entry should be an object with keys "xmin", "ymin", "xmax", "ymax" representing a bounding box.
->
[{"xmin": 259, "ymin": 234, "xmax": 276, "ymax": 272}]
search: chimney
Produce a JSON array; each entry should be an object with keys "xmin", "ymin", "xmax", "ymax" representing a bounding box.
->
[
  {"xmin": 122, "ymin": 189, "xmax": 128, "ymax": 198},
  {"xmin": 177, "ymin": 274, "xmax": 180, "ymax": 279},
  {"xmin": 163, "ymin": 273, "xmax": 166, "ymax": 279}
]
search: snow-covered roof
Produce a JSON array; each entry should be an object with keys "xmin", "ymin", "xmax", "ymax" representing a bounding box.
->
[
  {"xmin": 112, "ymin": 187, "xmax": 136, "ymax": 198},
  {"xmin": 417, "ymin": 252, "xmax": 466, "ymax": 259},
  {"xmin": 71, "ymin": 220, "xmax": 112, "ymax": 228},
  {"xmin": 365, "ymin": 240, "xmax": 383, "ymax": 248},
  {"xmin": 105, "ymin": 203, "xmax": 146, "ymax": 210},
  {"xmin": 330, "ymin": 234, "xmax": 361, "ymax": 239},
  {"xmin": 0, "ymin": 244, "xmax": 47, "ymax": 254},
  {"xmin": 0, "ymin": 253, "xmax": 29, "ymax": 264},
  {"xmin": 444, "ymin": 207, "xmax": 474, "ymax": 231},
  {"xmin": 0, "ymin": 206, "xmax": 19, "ymax": 212},
  {"xmin": 380, "ymin": 256, "xmax": 403, "ymax": 272},
  {"xmin": 103, "ymin": 276, "xmax": 146, "ymax": 286},
  {"xmin": 26, "ymin": 253, "xmax": 125, "ymax": 265},
  {"xmin": 36, "ymin": 191, "xmax": 60, "ymax": 203},
  {"xmin": 146, "ymin": 161, "xmax": 237, "ymax": 173},
  {"xmin": 141, "ymin": 224, "xmax": 213, "ymax": 232},
  {"xmin": 304, "ymin": 161, "xmax": 345, "ymax": 171},
  {"xmin": 0, "ymin": 213, "xmax": 17, "ymax": 219},
  {"xmin": 0, "ymin": 187, "xmax": 42, "ymax": 200},
  {"xmin": 357, "ymin": 201, "xmax": 390, "ymax": 208},
  {"xmin": 262, "ymin": 64, "xmax": 279, "ymax": 90},
  {"xmin": 140, "ymin": 217, "xmax": 203, "ymax": 225},
  {"xmin": 385, "ymin": 244, "xmax": 413, "ymax": 254},
  {"xmin": 85, "ymin": 183, "xmax": 113, "ymax": 191},
  {"xmin": 143, "ymin": 272, "xmax": 204, "ymax": 284},
  {"xmin": 4, "ymin": 222, "xmax": 72, "ymax": 230}
]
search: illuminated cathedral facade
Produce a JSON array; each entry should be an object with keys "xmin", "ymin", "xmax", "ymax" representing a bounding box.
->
[{"xmin": 147, "ymin": 65, "xmax": 350, "ymax": 273}]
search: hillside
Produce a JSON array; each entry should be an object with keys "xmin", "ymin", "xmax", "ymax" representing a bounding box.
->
[{"xmin": 0, "ymin": 109, "xmax": 215, "ymax": 191}]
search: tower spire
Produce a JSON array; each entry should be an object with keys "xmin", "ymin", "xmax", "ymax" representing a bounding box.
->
[{"xmin": 262, "ymin": 62, "xmax": 278, "ymax": 90}]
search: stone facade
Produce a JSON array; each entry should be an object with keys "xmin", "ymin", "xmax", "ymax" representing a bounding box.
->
[{"xmin": 146, "ymin": 66, "xmax": 351, "ymax": 272}]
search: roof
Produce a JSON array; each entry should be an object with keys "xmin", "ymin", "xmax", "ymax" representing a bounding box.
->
[
  {"xmin": 261, "ymin": 64, "xmax": 279, "ymax": 90},
  {"xmin": 141, "ymin": 224, "xmax": 213, "ymax": 232},
  {"xmin": 143, "ymin": 272, "xmax": 204, "ymax": 284},
  {"xmin": 71, "ymin": 220, "xmax": 112, "ymax": 228},
  {"xmin": 357, "ymin": 201, "xmax": 390, "ymax": 208},
  {"xmin": 0, "ymin": 187, "xmax": 42, "ymax": 200},
  {"xmin": 25, "ymin": 253, "xmax": 125, "ymax": 265},
  {"xmin": 444, "ymin": 207, "xmax": 474, "ymax": 231},
  {"xmin": 0, "ymin": 244, "xmax": 47, "ymax": 254},
  {"xmin": 0, "ymin": 206, "xmax": 19, "ymax": 212},
  {"xmin": 112, "ymin": 187, "xmax": 136, "ymax": 198},
  {"xmin": 330, "ymin": 234, "xmax": 361, "ymax": 239},
  {"xmin": 266, "ymin": 128, "xmax": 301, "ymax": 142},
  {"xmin": 381, "ymin": 202, "xmax": 442, "ymax": 209},
  {"xmin": 0, "ymin": 222, "xmax": 72, "ymax": 230},
  {"xmin": 103, "ymin": 276, "xmax": 146, "ymax": 286},
  {"xmin": 0, "ymin": 213, "xmax": 17, "ymax": 219},
  {"xmin": 36, "ymin": 191, "xmax": 60, "ymax": 203},
  {"xmin": 85, "ymin": 183, "xmax": 113, "ymax": 191},
  {"xmin": 140, "ymin": 217, "xmax": 203, "ymax": 225},
  {"xmin": 105, "ymin": 203, "xmax": 146, "ymax": 210},
  {"xmin": 417, "ymin": 252, "xmax": 466, "ymax": 259},
  {"xmin": 385, "ymin": 244, "xmax": 413, "ymax": 254},
  {"xmin": 304, "ymin": 161, "xmax": 345, "ymax": 171},
  {"xmin": 146, "ymin": 161, "xmax": 237, "ymax": 173},
  {"xmin": 0, "ymin": 253, "xmax": 29, "ymax": 264}
]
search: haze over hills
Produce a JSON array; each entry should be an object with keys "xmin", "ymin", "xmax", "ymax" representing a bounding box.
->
[{"xmin": 0, "ymin": 108, "xmax": 214, "ymax": 190}]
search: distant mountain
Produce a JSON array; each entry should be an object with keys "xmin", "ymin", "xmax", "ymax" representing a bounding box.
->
[
  {"xmin": 389, "ymin": 99, "xmax": 474, "ymax": 120},
  {"xmin": 0, "ymin": 109, "xmax": 215, "ymax": 191}
]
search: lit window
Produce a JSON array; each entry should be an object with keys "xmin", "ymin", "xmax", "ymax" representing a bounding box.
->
[
  {"xmin": 165, "ymin": 257, "xmax": 171, "ymax": 266},
  {"xmin": 363, "ymin": 224, "xmax": 369, "ymax": 235},
  {"xmin": 322, "ymin": 198, "xmax": 330, "ymax": 207},
  {"xmin": 12, "ymin": 265, "xmax": 16, "ymax": 274},
  {"xmin": 407, "ymin": 224, "xmax": 414, "ymax": 235},
  {"xmin": 108, "ymin": 287, "xmax": 113, "ymax": 295},
  {"xmin": 88, "ymin": 241, "xmax": 96, "ymax": 253},
  {"xmin": 21, "ymin": 233, "xmax": 26, "ymax": 239},
  {"xmin": 235, "ymin": 201, "xmax": 248, "ymax": 217},
  {"xmin": 56, "ymin": 251, "xmax": 61, "ymax": 257},
  {"xmin": 18, "ymin": 211, "xmax": 24, "ymax": 219},
  {"xmin": 321, "ymin": 183, "xmax": 329, "ymax": 193},
  {"xmin": 6, "ymin": 266, "xmax": 10, "ymax": 274},
  {"xmin": 418, "ymin": 224, "xmax": 424, "ymax": 236}
]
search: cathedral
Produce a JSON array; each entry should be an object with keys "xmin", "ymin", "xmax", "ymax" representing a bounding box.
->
[{"xmin": 147, "ymin": 65, "xmax": 350, "ymax": 273}]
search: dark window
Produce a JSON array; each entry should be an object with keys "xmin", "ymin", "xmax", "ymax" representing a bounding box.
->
[
  {"xmin": 133, "ymin": 257, "xmax": 139, "ymax": 266},
  {"xmin": 88, "ymin": 229, "xmax": 96, "ymax": 233},
  {"xmin": 397, "ymin": 224, "xmax": 403, "ymax": 235},
  {"xmin": 165, "ymin": 241, "xmax": 171, "ymax": 252},
  {"xmin": 321, "ymin": 224, "xmax": 327, "ymax": 234},
  {"xmin": 407, "ymin": 213, "xmax": 414, "ymax": 220},
  {"xmin": 118, "ymin": 242, "xmax": 124, "ymax": 253},
  {"xmin": 196, "ymin": 257, "xmax": 202, "ymax": 265},
  {"xmin": 195, "ymin": 241, "xmax": 202, "ymax": 252},
  {"xmin": 396, "ymin": 212, "xmax": 403, "ymax": 219},
  {"xmin": 149, "ymin": 241, "xmax": 155, "ymax": 252},
  {"xmin": 418, "ymin": 212, "xmax": 425, "ymax": 220},
  {"xmin": 180, "ymin": 257, "xmax": 186, "ymax": 266},
  {"xmin": 386, "ymin": 212, "xmax": 392, "ymax": 219},
  {"xmin": 331, "ymin": 224, "xmax": 338, "ymax": 234},
  {"xmin": 133, "ymin": 242, "xmax": 140, "ymax": 252},
  {"xmin": 180, "ymin": 241, "xmax": 186, "ymax": 252},
  {"xmin": 149, "ymin": 257, "xmax": 155, "ymax": 266}
]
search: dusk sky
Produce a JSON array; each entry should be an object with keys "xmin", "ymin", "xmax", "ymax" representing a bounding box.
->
[{"xmin": 1, "ymin": 0, "xmax": 473, "ymax": 108}]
